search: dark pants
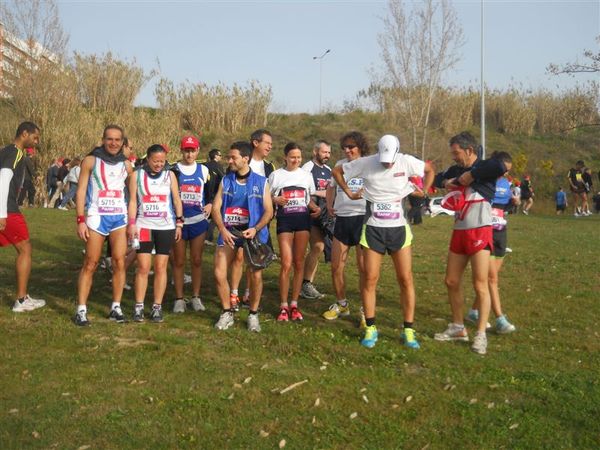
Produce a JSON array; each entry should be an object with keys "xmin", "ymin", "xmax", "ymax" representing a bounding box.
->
[
  {"xmin": 407, "ymin": 196, "xmax": 424, "ymax": 225},
  {"xmin": 18, "ymin": 180, "xmax": 36, "ymax": 206}
]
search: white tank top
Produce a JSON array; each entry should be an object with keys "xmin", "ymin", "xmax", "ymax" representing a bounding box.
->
[
  {"xmin": 135, "ymin": 169, "xmax": 175, "ymax": 230},
  {"xmin": 86, "ymin": 158, "xmax": 128, "ymax": 216}
]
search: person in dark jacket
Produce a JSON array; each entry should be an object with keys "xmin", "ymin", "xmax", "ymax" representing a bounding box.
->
[{"xmin": 17, "ymin": 148, "xmax": 37, "ymax": 207}]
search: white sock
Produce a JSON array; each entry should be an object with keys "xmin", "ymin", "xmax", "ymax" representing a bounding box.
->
[
  {"xmin": 135, "ymin": 302, "xmax": 144, "ymax": 311},
  {"xmin": 290, "ymin": 301, "xmax": 298, "ymax": 309},
  {"xmin": 77, "ymin": 305, "xmax": 87, "ymax": 313},
  {"xmin": 452, "ymin": 323, "xmax": 465, "ymax": 329},
  {"xmin": 111, "ymin": 302, "xmax": 121, "ymax": 310},
  {"xmin": 338, "ymin": 299, "xmax": 348, "ymax": 307},
  {"xmin": 231, "ymin": 289, "xmax": 238, "ymax": 296}
]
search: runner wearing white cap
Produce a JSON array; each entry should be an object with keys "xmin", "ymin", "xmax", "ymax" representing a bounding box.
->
[{"xmin": 331, "ymin": 134, "xmax": 434, "ymax": 349}]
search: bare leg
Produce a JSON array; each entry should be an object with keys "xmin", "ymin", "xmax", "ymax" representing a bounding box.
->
[
  {"xmin": 13, "ymin": 240, "xmax": 32, "ymax": 298},
  {"xmin": 331, "ymin": 238, "xmax": 350, "ymax": 301},
  {"xmin": 488, "ymin": 257, "xmax": 505, "ymax": 318},
  {"xmin": 362, "ymin": 247, "xmax": 383, "ymax": 319},
  {"xmin": 470, "ymin": 250, "xmax": 492, "ymax": 333},
  {"xmin": 291, "ymin": 230, "xmax": 310, "ymax": 301},
  {"xmin": 444, "ymin": 251, "xmax": 469, "ymax": 325},
  {"xmin": 152, "ymin": 254, "xmax": 170, "ymax": 305},
  {"xmin": 77, "ymin": 231, "xmax": 106, "ymax": 306},
  {"xmin": 189, "ymin": 233, "xmax": 206, "ymax": 297},
  {"xmin": 277, "ymin": 232, "xmax": 294, "ymax": 304},
  {"xmin": 214, "ymin": 246, "xmax": 238, "ymax": 309},
  {"xmin": 303, "ymin": 226, "xmax": 324, "ymax": 282},
  {"xmin": 108, "ymin": 227, "xmax": 127, "ymax": 303},
  {"xmin": 134, "ymin": 253, "xmax": 152, "ymax": 303},
  {"xmin": 390, "ymin": 245, "xmax": 415, "ymax": 323},
  {"xmin": 172, "ymin": 238, "xmax": 187, "ymax": 299}
]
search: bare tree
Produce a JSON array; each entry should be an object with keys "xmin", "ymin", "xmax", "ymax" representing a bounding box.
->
[
  {"xmin": 376, "ymin": 0, "xmax": 464, "ymax": 158},
  {"xmin": 547, "ymin": 36, "xmax": 600, "ymax": 76},
  {"xmin": 0, "ymin": 0, "xmax": 68, "ymax": 59}
]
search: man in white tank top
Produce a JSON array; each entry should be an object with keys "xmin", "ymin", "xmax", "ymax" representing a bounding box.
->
[{"xmin": 73, "ymin": 125, "xmax": 133, "ymax": 326}]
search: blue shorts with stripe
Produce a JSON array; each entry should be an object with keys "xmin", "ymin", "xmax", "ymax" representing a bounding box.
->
[{"xmin": 86, "ymin": 214, "xmax": 127, "ymax": 236}]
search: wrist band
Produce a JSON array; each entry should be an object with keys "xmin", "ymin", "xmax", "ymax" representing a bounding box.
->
[
  {"xmin": 128, "ymin": 218, "xmax": 136, "ymax": 225},
  {"xmin": 76, "ymin": 215, "xmax": 85, "ymax": 224}
]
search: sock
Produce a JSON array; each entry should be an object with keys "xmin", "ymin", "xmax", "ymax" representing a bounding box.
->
[
  {"xmin": 231, "ymin": 289, "xmax": 238, "ymax": 296},
  {"xmin": 302, "ymin": 279, "xmax": 310, "ymax": 285},
  {"xmin": 366, "ymin": 317, "xmax": 376, "ymax": 327},
  {"xmin": 249, "ymin": 310, "xmax": 258, "ymax": 315},
  {"xmin": 135, "ymin": 302, "xmax": 144, "ymax": 311},
  {"xmin": 111, "ymin": 302, "xmax": 121, "ymax": 310},
  {"xmin": 280, "ymin": 302, "xmax": 289, "ymax": 309},
  {"xmin": 290, "ymin": 301, "xmax": 298, "ymax": 309},
  {"xmin": 17, "ymin": 296, "xmax": 25, "ymax": 303},
  {"xmin": 338, "ymin": 299, "xmax": 348, "ymax": 307},
  {"xmin": 452, "ymin": 322, "xmax": 465, "ymax": 329},
  {"xmin": 152, "ymin": 303, "xmax": 162, "ymax": 311},
  {"xmin": 469, "ymin": 308, "xmax": 478, "ymax": 317},
  {"xmin": 244, "ymin": 288, "xmax": 250, "ymax": 296},
  {"xmin": 77, "ymin": 305, "xmax": 87, "ymax": 313},
  {"xmin": 403, "ymin": 321, "xmax": 413, "ymax": 329},
  {"xmin": 175, "ymin": 297, "xmax": 183, "ymax": 301}
]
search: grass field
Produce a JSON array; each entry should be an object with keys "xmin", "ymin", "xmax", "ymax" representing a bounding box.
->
[{"xmin": 1, "ymin": 208, "xmax": 599, "ymax": 449}]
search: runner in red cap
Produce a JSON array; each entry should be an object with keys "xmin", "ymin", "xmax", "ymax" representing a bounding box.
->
[{"xmin": 0, "ymin": 121, "xmax": 46, "ymax": 312}]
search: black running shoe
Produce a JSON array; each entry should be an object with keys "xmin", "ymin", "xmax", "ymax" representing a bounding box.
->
[
  {"xmin": 108, "ymin": 307, "xmax": 126, "ymax": 323},
  {"xmin": 73, "ymin": 310, "xmax": 90, "ymax": 327},
  {"xmin": 133, "ymin": 307, "xmax": 144, "ymax": 323},
  {"xmin": 150, "ymin": 308, "xmax": 163, "ymax": 323}
]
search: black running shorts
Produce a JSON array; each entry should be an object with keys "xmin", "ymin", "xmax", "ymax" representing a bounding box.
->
[
  {"xmin": 333, "ymin": 215, "xmax": 364, "ymax": 247},
  {"xmin": 359, "ymin": 224, "xmax": 412, "ymax": 255},
  {"xmin": 138, "ymin": 228, "xmax": 176, "ymax": 255}
]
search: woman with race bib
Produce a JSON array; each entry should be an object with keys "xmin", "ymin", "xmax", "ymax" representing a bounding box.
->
[
  {"xmin": 127, "ymin": 144, "xmax": 183, "ymax": 323},
  {"xmin": 171, "ymin": 135, "xmax": 213, "ymax": 314},
  {"xmin": 268, "ymin": 142, "xmax": 321, "ymax": 322}
]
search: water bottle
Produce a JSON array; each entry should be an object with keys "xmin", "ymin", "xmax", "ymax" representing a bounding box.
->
[{"xmin": 130, "ymin": 237, "xmax": 140, "ymax": 250}]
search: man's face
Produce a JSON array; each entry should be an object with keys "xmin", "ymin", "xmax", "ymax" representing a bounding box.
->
[
  {"xmin": 253, "ymin": 134, "xmax": 272, "ymax": 158},
  {"xmin": 314, "ymin": 144, "xmax": 331, "ymax": 165},
  {"xmin": 227, "ymin": 149, "xmax": 248, "ymax": 172},
  {"xmin": 450, "ymin": 143, "xmax": 472, "ymax": 167},
  {"xmin": 23, "ymin": 130, "xmax": 40, "ymax": 149},
  {"xmin": 102, "ymin": 128, "xmax": 123, "ymax": 155},
  {"xmin": 214, "ymin": 153, "xmax": 222, "ymax": 162},
  {"xmin": 181, "ymin": 147, "xmax": 199, "ymax": 164}
]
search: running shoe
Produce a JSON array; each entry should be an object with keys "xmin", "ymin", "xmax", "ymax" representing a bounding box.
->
[
  {"xmin": 215, "ymin": 311, "xmax": 234, "ymax": 330},
  {"xmin": 133, "ymin": 306, "xmax": 144, "ymax": 323},
  {"xmin": 173, "ymin": 299, "xmax": 186, "ymax": 314},
  {"xmin": 230, "ymin": 294, "xmax": 240, "ymax": 312},
  {"xmin": 277, "ymin": 307, "xmax": 290, "ymax": 322},
  {"xmin": 495, "ymin": 315, "xmax": 516, "ymax": 334},
  {"xmin": 12, "ymin": 294, "xmax": 46, "ymax": 312},
  {"xmin": 123, "ymin": 282, "xmax": 132, "ymax": 291},
  {"xmin": 322, "ymin": 302, "xmax": 350, "ymax": 320},
  {"xmin": 150, "ymin": 307, "xmax": 163, "ymax": 323},
  {"xmin": 359, "ymin": 307, "xmax": 366, "ymax": 329},
  {"xmin": 58, "ymin": 205, "xmax": 68, "ymax": 211},
  {"xmin": 247, "ymin": 314, "xmax": 261, "ymax": 332},
  {"xmin": 300, "ymin": 282, "xmax": 324, "ymax": 299},
  {"xmin": 471, "ymin": 331, "xmax": 487, "ymax": 355},
  {"xmin": 465, "ymin": 309, "xmax": 479, "ymax": 324},
  {"xmin": 290, "ymin": 306, "xmax": 303, "ymax": 321},
  {"xmin": 170, "ymin": 274, "xmax": 192, "ymax": 286},
  {"xmin": 73, "ymin": 310, "xmax": 90, "ymax": 327},
  {"xmin": 401, "ymin": 328, "xmax": 421, "ymax": 349},
  {"xmin": 361, "ymin": 325, "xmax": 378, "ymax": 348},
  {"xmin": 189, "ymin": 296, "xmax": 206, "ymax": 312},
  {"xmin": 108, "ymin": 306, "xmax": 126, "ymax": 323},
  {"xmin": 434, "ymin": 323, "xmax": 469, "ymax": 342}
]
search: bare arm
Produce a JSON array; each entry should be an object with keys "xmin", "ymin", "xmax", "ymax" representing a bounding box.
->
[
  {"xmin": 170, "ymin": 173, "xmax": 183, "ymax": 242},
  {"xmin": 127, "ymin": 170, "xmax": 138, "ymax": 241},
  {"xmin": 76, "ymin": 156, "xmax": 95, "ymax": 241},
  {"xmin": 211, "ymin": 181, "xmax": 235, "ymax": 247}
]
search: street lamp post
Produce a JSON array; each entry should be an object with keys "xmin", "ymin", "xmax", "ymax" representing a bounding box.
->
[{"xmin": 313, "ymin": 49, "xmax": 331, "ymax": 113}]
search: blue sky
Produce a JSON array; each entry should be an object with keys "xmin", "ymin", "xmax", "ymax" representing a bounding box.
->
[{"xmin": 58, "ymin": 0, "xmax": 599, "ymax": 113}]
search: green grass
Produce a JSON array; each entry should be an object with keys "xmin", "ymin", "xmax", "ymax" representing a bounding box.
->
[{"xmin": 1, "ymin": 209, "xmax": 599, "ymax": 449}]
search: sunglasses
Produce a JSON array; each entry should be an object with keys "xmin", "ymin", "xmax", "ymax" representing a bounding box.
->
[{"xmin": 342, "ymin": 144, "xmax": 357, "ymax": 150}]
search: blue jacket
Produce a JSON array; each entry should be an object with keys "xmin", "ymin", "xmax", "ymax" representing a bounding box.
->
[{"xmin": 221, "ymin": 171, "xmax": 269, "ymax": 244}]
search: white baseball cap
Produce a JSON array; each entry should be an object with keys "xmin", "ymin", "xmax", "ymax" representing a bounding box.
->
[{"xmin": 378, "ymin": 134, "xmax": 400, "ymax": 163}]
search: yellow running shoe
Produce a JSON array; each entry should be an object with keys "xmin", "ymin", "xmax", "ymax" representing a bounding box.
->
[{"xmin": 322, "ymin": 302, "xmax": 350, "ymax": 320}]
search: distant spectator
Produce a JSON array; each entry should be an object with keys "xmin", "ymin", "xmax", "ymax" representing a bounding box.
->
[
  {"xmin": 581, "ymin": 167, "xmax": 593, "ymax": 215},
  {"xmin": 555, "ymin": 187, "xmax": 567, "ymax": 215},
  {"xmin": 58, "ymin": 158, "xmax": 81, "ymax": 210},
  {"xmin": 509, "ymin": 180, "xmax": 521, "ymax": 214},
  {"xmin": 567, "ymin": 160, "xmax": 588, "ymax": 216},
  {"xmin": 592, "ymin": 192, "xmax": 600, "ymax": 214},
  {"xmin": 520, "ymin": 175, "xmax": 534, "ymax": 215},
  {"xmin": 17, "ymin": 148, "xmax": 37, "ymax": 207},
  {"xmin": 45, "ymin": 158, "xmax": 62, "ymax": 208}
]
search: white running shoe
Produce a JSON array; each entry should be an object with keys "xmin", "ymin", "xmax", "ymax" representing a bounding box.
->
[
  {"xmin": 471, "ymin": 332, "xmax": 488, "ymax": 355},
  {"xmin": 170, "ymin": 274, "xmax": 192, "ymax": 286},
  {"xmin": 173, "ymin": 299, "xmax": 186, "ymax": 313},
  {"xmin": 12, "ymin": 294, "xmax": 46, "ymax": 312},
  {"xmin": 189, "ymin": 296, "xmax": 206, "ymax": 312},
  {"xmin": 434, "ymin": 323, "xmax": 469, "ymax": 342},
  {"xmin": 215, "ymin": 311, "xmax": 234, "ymax": 330},
  {"xmin": 247, "ymin": 313, "xmax": 261, "ymax": 332}
]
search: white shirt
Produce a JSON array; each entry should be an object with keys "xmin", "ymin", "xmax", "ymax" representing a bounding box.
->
[
  {"xmin": 342, "ymin": 154, "xmax": 424, "ymax": 227},
  {"xmin": 268, "ymin": 167, "xmax": 316, "ymax": 216},
  {"xmin": 330, "ymin": 159, "xmax": 365, "ymax": 217},
  {"xmin": 249, "ymin": 158, "xmax": 266, "ymax": 176}
]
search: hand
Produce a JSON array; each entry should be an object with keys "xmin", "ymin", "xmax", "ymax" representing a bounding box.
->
[
  {"xmin": 242, "ymin": 227, "xmax": 257, "ymax": 239},
  {"xmin": 347, "ymin": 188, "xmax": 363, "ymax": 201},
  {"xmin": 0, "ymin": 218, "xmax": 6, "ymax": 231},
  {"xmin": 221, "ymin": 228, "xmax": 236, "ymax": 248},
  {"xmin": 274, "ymin": 196, "xmax": 288, "ymax": 207},
  {"xmin": 127, "ymin": 224, "xmax": 138, "ymax": 242},
  {"xmin": 77, "ymin": 222, "xmax": 89, "ymax": 241},
  {"xmin": 175, "ymin": 227, "xmax": 182, "ymax": 242},
  {"xmin": 309, "ymin": 206, "xmax": 321, "ymax": 219},
  {"xmin": 203, "ymin": 204, "xmax": 212, "ymax": 218}
]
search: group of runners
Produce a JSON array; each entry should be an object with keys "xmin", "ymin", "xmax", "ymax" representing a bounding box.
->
[{"xmin": 1, "ymin": 122, "xmax": 520, "ymax": 355}]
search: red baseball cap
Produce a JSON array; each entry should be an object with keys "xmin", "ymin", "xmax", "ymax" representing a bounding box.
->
[{"xmin": 180, "ymin": 135, "xmax": 199, "ymax": 150}]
